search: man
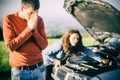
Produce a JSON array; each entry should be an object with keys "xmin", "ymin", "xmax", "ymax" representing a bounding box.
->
[{"xmin": 3, "ymin": 0, "xmax": 48, "ymax": 80}]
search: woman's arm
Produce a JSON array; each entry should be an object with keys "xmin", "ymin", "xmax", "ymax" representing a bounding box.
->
[
  {"xmin": 43, "ymin": 39, "xmax": 63, "ymax": 65},
  {"xmin": 82, "ymin": 47, "xmax": 103, "ymax": 62}
]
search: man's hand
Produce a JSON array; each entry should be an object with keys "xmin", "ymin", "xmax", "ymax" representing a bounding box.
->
[{"xmin": 27, "ymin": 11, "xmax": 38, "ymax": 31}]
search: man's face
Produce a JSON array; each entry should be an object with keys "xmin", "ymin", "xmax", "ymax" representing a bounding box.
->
[{"xmin": 22, "ymin": 6, "xmax": 38, "ymax": 21}]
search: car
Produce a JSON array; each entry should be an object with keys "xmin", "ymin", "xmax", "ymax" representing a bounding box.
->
[{"xmin": 51, "ymin": 0, "xmax": 120, "ymax": 80}]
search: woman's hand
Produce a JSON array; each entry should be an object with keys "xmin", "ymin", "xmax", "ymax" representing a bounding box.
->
[
  {"xmin": 54, "ymin": 60, "xmax": 61, "ymax": 68},
  {"xmin": 101, "ymin": 59, "xmax": 109, "ymax": 64}
]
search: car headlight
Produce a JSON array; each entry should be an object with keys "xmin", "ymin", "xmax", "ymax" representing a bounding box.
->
[
  {"xmin": 68, "ymin": 74, "xmax": 90, "ymax": 80},
  {"xmin": 52, "ymin": 66, "xmax": 91, "ymax": 80}
]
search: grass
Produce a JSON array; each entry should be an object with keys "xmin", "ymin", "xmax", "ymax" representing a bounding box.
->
[
  {"xmin": 0, "ymin": 41, "xmax": 11, "ymax": 80},
  {"xmin": 0, "ymin": 38, "xmax": 60, "ymax": 80},
  {"xmin": 47, "ymin": 38, "xmax": 59, "ymax": 45},
  {"xmin": 82, "ymin": 37, "xmax": 97, "ymax": 46},
  {"xmin": 0, "ymin": 36, "xmax": 97, "ymax": 79}
]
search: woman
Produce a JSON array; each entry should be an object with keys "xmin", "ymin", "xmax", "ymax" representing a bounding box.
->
[{"xmin": 43, "ymin": 29, "xmax": 108, "ymax": 80}]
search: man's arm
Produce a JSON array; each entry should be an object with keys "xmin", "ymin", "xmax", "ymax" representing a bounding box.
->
[
  {"xmin": 33, "ymin": 17, "xmax": 48, "ymax": 50},
  {"xmin": 3, "ymin": 15, "xmax": 33, "ymax": 52}
]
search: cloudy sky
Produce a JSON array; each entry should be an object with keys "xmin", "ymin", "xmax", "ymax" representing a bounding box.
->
[
  {"xmin": 0, "ymin": 0, "xmax": 120, "ymax": 30},
  {"xmin": 0, "ymin": 0, "xmax": 76, "ymax": 20},
  {"xmin": 0, "ymin": 0, "xmax": 81, "ymax": 28},
  {"xmin": 40, "ymin": 0, "xmax": 69, "ymax": 18}
]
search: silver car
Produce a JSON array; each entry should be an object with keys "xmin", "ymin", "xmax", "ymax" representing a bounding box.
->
[{"xmin": 51, "ymin": 0, "xmax": 120, "ymax": 80}]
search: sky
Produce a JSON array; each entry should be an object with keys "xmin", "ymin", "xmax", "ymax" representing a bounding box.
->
[
  {"xmin": 0, "ymin": 0, "xmax": 119, "ymax": 17},
  {"xmin": 0, "ymin": 0, "xmax": 78, "ymax": 21},
  {"xmin": 39, "ymin": 0, "xmax": 69, "ymax": 18},
  {"xmin": 0, "ymin": 0, "xmax": 120, "ymax": 32},
  {"xmin": 0, "ymin": 0, "xmax": 120, "ymax": 21},
  {"xmin": 0, "ymin": 0, "xmax": 82, "ymax": 29}
]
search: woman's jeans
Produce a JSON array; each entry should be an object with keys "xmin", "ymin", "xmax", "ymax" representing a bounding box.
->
[
  {"xmin": 44, "ymin": 65, "xmax": 54, "ymax": 80},
  {"xmin": 11, "ymin": 65, "xmax": 44, "ymax": 80}
]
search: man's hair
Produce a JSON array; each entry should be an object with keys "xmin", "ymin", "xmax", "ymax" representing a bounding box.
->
[{"xmin": 22, "ymin": 0, "xmax": 40, "ymax": 10}]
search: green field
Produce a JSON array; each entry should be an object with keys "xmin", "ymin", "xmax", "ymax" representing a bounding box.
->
[
  {"xmin": 0, "ymin": 36, "xmax": 96, "ymax": 79},
  {"xmin": 0, "ymin": 38, "xmax": 60, "ymax": 79},
  {"xmin": 0, "ymin": 41, "xmax": 10, "ymax": 80}
]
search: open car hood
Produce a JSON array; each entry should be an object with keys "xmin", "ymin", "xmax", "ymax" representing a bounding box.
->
[{"xmin": 64, "ymin": 0, "xmax": 120, "ymax": 41}]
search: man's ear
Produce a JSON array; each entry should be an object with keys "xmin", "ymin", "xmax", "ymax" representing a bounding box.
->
[{"xmin": 21, "ymin": 4, "xmax": 25, "ymax": 11}]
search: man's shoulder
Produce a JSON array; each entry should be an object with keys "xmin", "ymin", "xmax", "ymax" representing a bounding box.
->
[
  {"xmin": 4, "ymin": 12, "xmax": 18, "ymax": 19},
  {"xmin": 38, "ymin": 16, "xmax": 43, "ymax": 21}
]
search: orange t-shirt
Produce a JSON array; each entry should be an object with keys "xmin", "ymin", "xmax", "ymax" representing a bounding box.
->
[{"xmin": 3, "ymin": 12, "xmax": 48, "ymax": 67}]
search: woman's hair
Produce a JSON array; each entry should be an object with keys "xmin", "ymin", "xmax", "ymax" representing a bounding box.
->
[
  {"xmin": 62, "ymin": 29, "xmax": 84, "ymax": 56},
  {"xmin": 22, "ymin": 0, "xmax": 40, "ymax": 10}
]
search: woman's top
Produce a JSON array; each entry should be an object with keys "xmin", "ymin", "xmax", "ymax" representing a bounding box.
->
[{"xmin": 43, "ymin": 39, "xmax": 102, "ymax": 66}]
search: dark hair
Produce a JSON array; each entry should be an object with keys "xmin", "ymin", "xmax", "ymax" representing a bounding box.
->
[
  {"xmin": 62, "ymin": 29, "xmax": 84, "ymax": 55},
  {"xmin": 22, "ymin": 0, "xmax": 40, "ymax": 10}
]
